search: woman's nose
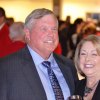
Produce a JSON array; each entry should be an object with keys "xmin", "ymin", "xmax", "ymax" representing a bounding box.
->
[{"xmin": 85, "ymin": 55, "xmax": 91, "ymax": 61}]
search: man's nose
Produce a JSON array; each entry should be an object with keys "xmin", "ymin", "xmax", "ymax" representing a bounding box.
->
[{"xmin": 47, "ymin": 29, "xmax": 54, "ymax": 36}]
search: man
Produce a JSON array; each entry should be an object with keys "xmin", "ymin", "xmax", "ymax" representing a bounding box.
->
[
  {"xmin": 0, "ymin": 7, "xmax": 12, "ymax": 57},
  {"xmin": 0, "ymin": 8, "xmax": 78, "ymax": 100},
  {"xmin": 0, "ymin": 22, "xmax": 26, "ymax": 57}
]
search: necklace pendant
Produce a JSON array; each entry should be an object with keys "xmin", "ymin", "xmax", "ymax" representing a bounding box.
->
[{"xmin": 84, "ymin": 86, "xmax": 93, "ymax": 97}]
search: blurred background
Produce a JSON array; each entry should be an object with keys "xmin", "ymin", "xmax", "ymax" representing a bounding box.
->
[
  {"xmin": 1, "ymin": 0, "xmax": 100, "ymax": 23},
  {"xmin": 1, "ymin": 0, "xmax": 100, "ymax": 79}
]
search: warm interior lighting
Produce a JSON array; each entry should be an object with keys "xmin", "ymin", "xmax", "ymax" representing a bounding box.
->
[
  {"xmin": 61, "ymin": 3, "xmax": 85, "ymax": 23},
  {"xmin": 61, "ymin": 0, "xmax": 100, "ymax": 23},
  {"xmin": 1, "ymin": 0, "xmax": 53, "ymax": 22},
  {"xmin": 1, "ymin": 0, "xmax": 100, "ymax": 23}
]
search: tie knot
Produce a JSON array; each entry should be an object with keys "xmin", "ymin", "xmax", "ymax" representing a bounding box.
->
[{"xmin": 42, "ymin": 61, "xmax": 51, "ymax": 68}]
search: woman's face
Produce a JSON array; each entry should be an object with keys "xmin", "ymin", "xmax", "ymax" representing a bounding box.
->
[{"xmin": 79, "ymin": 41, "xmax": 100, "ymax": 77}]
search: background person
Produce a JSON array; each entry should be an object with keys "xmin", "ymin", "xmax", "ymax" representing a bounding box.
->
[
  {"xmin": 0, "ymin": 8, "xmax": 78, "ymax": 100},
  {"xmin": 0, "ymin": 7, "xmax": 12, "ymax": 57},
  {"xmin": 74, "ymin": 35, "xmax": 100, "ymax": 100},
  {"xmin": 0, "ymin": 22, "xmax": 26, "ymax": 57}
]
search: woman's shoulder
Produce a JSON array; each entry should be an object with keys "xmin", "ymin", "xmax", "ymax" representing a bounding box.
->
[
  {"xmin": 74, "ymin": 78, "xmax": 86, "ymax": 96},
  {"xmin": 76, "ymin": 78, "xmax": 86, "ymax": 87}
]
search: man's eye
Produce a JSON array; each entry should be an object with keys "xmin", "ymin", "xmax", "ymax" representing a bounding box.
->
[
  {"xmin": 52, "ymin": 28, "xmax": 57, "ymax": 30},
  {"xmin": 51, "ymin": 27, "xmax": 57, "ymax": 31},
  {"xmin": 42, "ymin": 27, "xmax": 47, "ymax": 31}
]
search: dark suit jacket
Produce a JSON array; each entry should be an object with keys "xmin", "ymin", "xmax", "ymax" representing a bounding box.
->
[
  {"xmin": 0, "ymin": 46, "xmax": 78, "ymax": 100},
  {"xmin": 75, "ymin": 79, "xmax": 100, "ymax": 100}
]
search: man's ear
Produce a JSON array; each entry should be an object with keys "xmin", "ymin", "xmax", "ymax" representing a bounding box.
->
[{"xmin": 24, "ymin": 29, "xmax": 30, "ymax": 41}]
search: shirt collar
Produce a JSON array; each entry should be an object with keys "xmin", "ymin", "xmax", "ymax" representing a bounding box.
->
[{"xmin": 27, "ymin": 45, "xmax": 54, "ymax": 66}]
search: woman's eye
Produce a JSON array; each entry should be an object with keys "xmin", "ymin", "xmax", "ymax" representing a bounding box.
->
[
  {"xmin": 92, "ymin": 53, "xmax": 98, "ymax": 56},
  {"xmin": 80, "ymin": 52, "xmax": 86, "ymax": 55}
]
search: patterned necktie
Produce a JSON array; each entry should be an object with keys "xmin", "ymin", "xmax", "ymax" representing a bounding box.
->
[{"xmin": 42, "ymin": 61, "xmax": 64, "ymax": 100}]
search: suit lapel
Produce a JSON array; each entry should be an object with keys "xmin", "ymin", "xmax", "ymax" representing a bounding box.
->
[
  {"xmin": 21, "ymin": 47, "xmax": 47, "ymax": 100},
  {"xmin": 19, "ymin": 47, "xmax": 75, "ymax": 99},
  {"xmin": 54, "ymin": 54, "xmax": 75, "ymax": 95}
]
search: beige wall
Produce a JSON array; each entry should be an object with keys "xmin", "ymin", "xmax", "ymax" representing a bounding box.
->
[
  {"xmin": 0, "ymin": 0, "xmax": 53, "ymax": 22},
  {"xmin": 1, "ymin": 0, "xmax": 100, "ymax": 23},
  {"xmin": 61, "ymin": 0, "xmax": 100, "ymax": 23}
]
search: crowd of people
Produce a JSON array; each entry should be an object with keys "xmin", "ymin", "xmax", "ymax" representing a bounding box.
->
[
  {"xmin": 0, "ymin": 7, "xmax": 26, "ymax": 57},
  {"xmin": 0, "ymin": 7, "xmax": 100, "ymax": 100},
  {"xmin": 59, "ymin": 15, "xmax": 100, "ymax": 59},
  {"xmin": 0, "ymin": 7, "xmax": 100, "ymax": 59}
]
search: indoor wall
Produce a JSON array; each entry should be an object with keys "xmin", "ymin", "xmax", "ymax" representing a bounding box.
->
[
  {"xmin": 61, "ymin": 0, "xmax": 100, "ymax": 22},
  {"xmin": 0, "ymin": 0, "xmax": 100, "ymax": 23},
  {"xmin": 0, "ymin": 0, "xmax": 53, "ymax": 22}
]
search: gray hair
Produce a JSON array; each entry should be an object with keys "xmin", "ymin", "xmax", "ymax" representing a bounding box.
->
[
  {"xmin": 74, "ymin": 35, "xmax": 100, "ymax": 76},
  {"xmin": 24, "ymin": 8, "xmax": 58, "ymax": 31},
  {"xmin": 9, "ymin": 22, "xmax": 24, "ymax": 40}
]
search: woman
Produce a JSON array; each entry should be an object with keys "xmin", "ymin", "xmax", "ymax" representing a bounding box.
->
[{"xmin": 74, "ymin": 35, "xmax": 100, "ymax": 100}]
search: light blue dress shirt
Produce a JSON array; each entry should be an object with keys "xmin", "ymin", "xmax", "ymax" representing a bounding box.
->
[{"xmin": 28, "ymin": 46, "xmax": 70, "ymax": 100}]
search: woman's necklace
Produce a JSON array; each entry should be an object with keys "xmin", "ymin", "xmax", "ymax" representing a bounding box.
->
[{"xmin": 84, "ymin": 81, "xmax": 99, "ymax": 97}]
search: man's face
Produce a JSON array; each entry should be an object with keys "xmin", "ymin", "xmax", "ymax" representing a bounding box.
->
[
  {"xmin": 0, "ymin": 16, "xmax": 5, "ymax": 25},
  {"xmin": 26, "ymin": 14, "xmax": 59, "ymax": 59}
]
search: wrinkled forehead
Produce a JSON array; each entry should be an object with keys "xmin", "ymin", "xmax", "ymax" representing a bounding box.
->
[{"xmin": 34, "ymin": 14, "xmax": 58, "ymax": 27}]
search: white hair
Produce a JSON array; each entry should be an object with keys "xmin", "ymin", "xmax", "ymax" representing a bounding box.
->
[{"xmin": 9, "ymin": 22, "xmax": 24, "ymax": 40}]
